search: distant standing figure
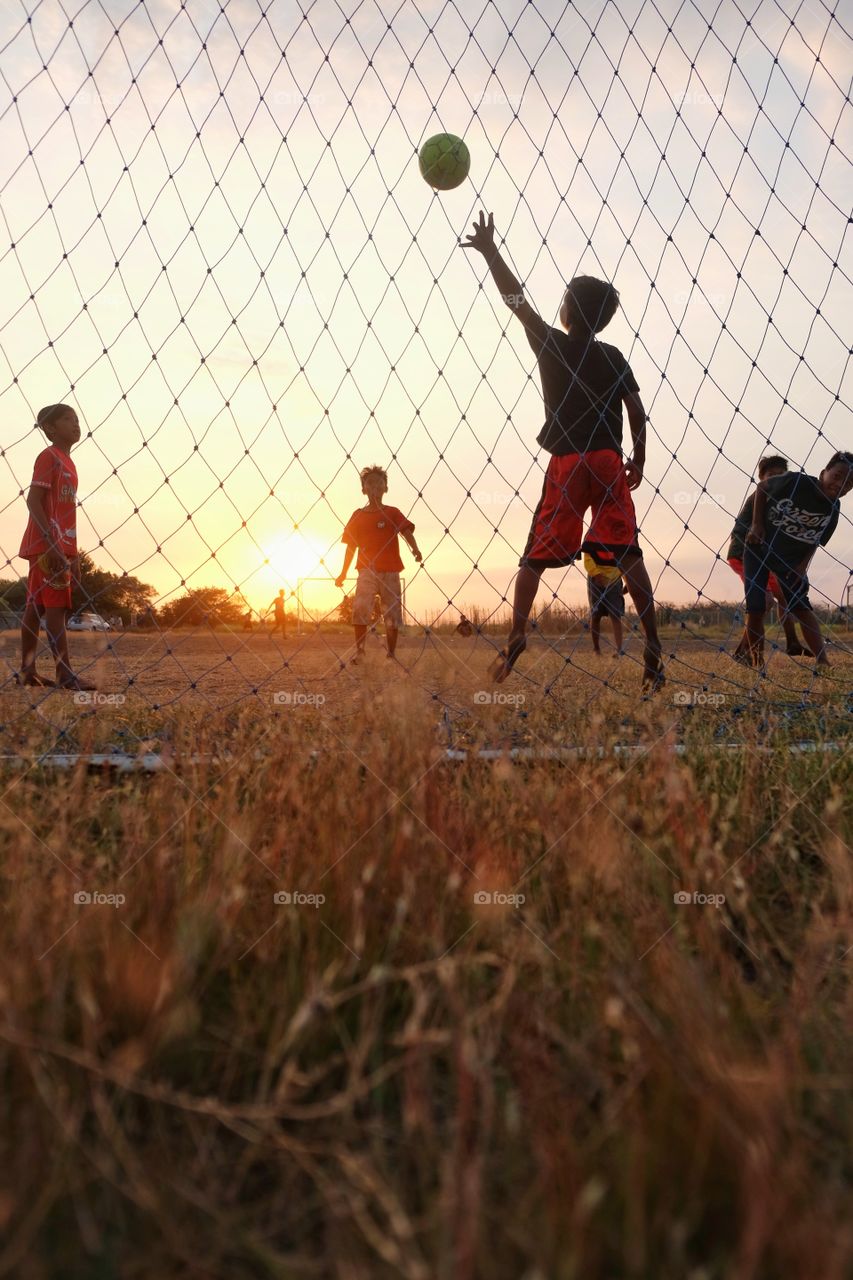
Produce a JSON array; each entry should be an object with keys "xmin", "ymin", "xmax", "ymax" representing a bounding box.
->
[
  {"xmin": 584, "ymin": 551, "xmax": 625, "ymax": 655},
  {"xmin": 270, "ymin": 589, "xmax": 287, "ymax": 639},
  {"xmin": 456, "ymin": 615, "xmax": 474, "ymax": 637}
]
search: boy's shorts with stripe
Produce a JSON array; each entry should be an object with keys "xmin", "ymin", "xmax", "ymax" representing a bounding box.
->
[
  {"xmin": 742, "ymin": 546, "xmax": 812, "ymax": 615},
  {"xmin": 520, "ymin": 449, "xmax": 641, "ymax": 569},
  {"xmin": 353, "ymin": 568, "xmax": 404, "ymax": 627},
  {"xmin": 26, "ymin": 556, "xmax": 73, "ymax": 614}
]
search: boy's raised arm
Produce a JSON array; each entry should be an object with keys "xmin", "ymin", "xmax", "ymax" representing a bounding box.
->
[{"xmin": 461, "ymin": 211, "xmax": 548, "ymax": 343}]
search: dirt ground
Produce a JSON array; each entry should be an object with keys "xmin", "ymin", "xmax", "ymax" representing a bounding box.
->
[{"xmin": 1, "ymin": 623, "xmax": 851, "ymax": 755}]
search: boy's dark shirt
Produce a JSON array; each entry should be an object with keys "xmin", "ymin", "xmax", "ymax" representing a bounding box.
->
[
  {"xmin": 524, "ymin": 325, "xmax": 639, "ymax": 456},
  {"xmin": 760, "ymin": 472, "xmax": 839, "ymax": 566},
  {"xmin": 728, "ymin": 493, "xmax": 756, "ymax": 561}
]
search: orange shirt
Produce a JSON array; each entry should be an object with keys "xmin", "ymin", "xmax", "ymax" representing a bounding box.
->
[
  {"xmin": 19, "ymin": 446, "xmax": 78, "ymax": 559},
  {"xmin": 342, "ymin": 505, "xmax": 414, "ymax": 572}
]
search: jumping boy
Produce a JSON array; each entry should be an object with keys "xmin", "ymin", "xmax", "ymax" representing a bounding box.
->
[
  {"xmin": 742, "ymin": 451, "xmax": 853, "ymax": 669},
  {"xmin": 727, "ymin": 455, "xmax": 810, "ymax": 658},
  {"xmin": 461, "ymin": 211, "xmax": 663, "ymax": 689},
  {"xmin": 584, "ymin": 551, "xmax": 625, "ymax": 655},
  {"xmin": 17, "ymin": 403, "xmax": 95, "ymax": 690},
  {"xmin": 335, "ymin": 466, "xmax": 422, "ymax": 662}
]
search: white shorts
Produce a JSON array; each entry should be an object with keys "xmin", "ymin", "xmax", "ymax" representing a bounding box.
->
[{"xmin": 353, "ymin": 568, "xmax": 404, "ymax": 627}]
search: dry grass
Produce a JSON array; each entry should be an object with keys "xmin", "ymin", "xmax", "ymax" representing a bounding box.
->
[{"xmin": 0, "ymin": 631, "xmax": 851, "ymax": 1277}]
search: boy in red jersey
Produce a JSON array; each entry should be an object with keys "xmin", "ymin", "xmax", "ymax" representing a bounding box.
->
[
  {"xmin": 17, "ymin": 404, "xmax": 95, "ymax": 690},
  {"xmin": 461, "ymin": 211, "xmax": 663, "ymax": 690},
  {"xmin": 336, "ymin": 466, "xmax": 422, "ymax": 662}
]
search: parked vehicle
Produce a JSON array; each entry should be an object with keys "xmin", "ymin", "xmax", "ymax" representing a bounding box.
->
[{"xmin": 68, "ymin": 612, "xmax": 111, "ymax": 632}]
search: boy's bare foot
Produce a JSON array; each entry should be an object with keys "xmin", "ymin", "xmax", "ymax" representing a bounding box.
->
[
  {"xmin": 489, "ymin": 635, "xmax": 526, "ymax": 684},
  {"xmin": 14, "ymin": 671, "xmax": 56, "ymax": 688},
  {"xmin": 785, "ymin": 643, "xmax": 813, "ymax": 657},
  {"xmin": 58, "ymin": 677, "xmax": 97, "ymax": 691}
]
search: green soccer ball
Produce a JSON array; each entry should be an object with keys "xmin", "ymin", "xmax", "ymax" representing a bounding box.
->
[{"xmin": 418, "ymin": 133, "xmax": 470, "ymax": 191}]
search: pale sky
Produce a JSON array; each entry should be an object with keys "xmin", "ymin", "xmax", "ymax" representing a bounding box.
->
[{"xmin": 1, "ymin": 0, "xmax": 850, "ymax": 621}]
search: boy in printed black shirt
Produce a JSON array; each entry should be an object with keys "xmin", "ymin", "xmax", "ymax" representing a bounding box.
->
[
  {"xmin": 727, "ymin": 455, "xmax": 810, "ymax": 658},
  {"xmin": 743, "ymin": 451, "xmax": 853, "ymax": 669}
]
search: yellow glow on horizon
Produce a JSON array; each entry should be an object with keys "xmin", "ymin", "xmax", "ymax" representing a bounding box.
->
[{"xmin": 260, "ymin": 532, "xmax": 326, "ymax": 587}]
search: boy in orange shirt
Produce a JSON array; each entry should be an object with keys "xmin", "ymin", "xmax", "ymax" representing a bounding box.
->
[
  {"xmin": 336, "ymin": 466, "xmax": 422, "ymax": 662},
  {"xmin": 17, "ymin": 404, "xmax": 95, "ymax": 690}
]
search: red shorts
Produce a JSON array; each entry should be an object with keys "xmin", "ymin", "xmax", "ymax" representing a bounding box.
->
[
  {"xmin": 521, "ymin": 449, "xmax": 640, "ymax": 569},
  {"xmin": 727, "ymin": 557, "xmax": 781, "ymax": 601},
  {"xmin": 26, "ymin": 556, "xmax": 73, "ymax": 614}
]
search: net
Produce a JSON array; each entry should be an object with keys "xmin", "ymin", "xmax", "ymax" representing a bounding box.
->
[{"xmin": 0, "ymin": 0, "xmax": 851, "ymax": 760}]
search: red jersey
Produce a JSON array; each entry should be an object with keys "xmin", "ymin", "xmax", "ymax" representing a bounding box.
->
[
  {"xmin": 19, "ymin": 446, "xmax": 78, "ymax": 559},
  {"xmin": 342, "ymin": 504, "xmax": 414, "ymax": 572}
]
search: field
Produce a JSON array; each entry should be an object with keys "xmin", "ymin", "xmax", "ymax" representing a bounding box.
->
[{"xmin": 1, "ymin": 627, "xmax": 851, "ymax": 1278}]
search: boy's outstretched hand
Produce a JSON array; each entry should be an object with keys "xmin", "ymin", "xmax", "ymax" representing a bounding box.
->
[{"xmin": 462, "ymin": 210, "xmax": 496, "ymax": 258}]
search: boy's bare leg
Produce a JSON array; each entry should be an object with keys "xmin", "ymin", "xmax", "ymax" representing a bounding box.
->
[
  {"xmin": 19, "ymin": 601, "xmax": 55, "ymax": 685},
  {"xmin": 590, "ymin": 614, "xmax": 601, "ymax": 654},
  {"xmin": 352, "ymin": 624, "xmax": 368, "ymax": 662},
  {"xmin": 781, "ymin": 613, "xmax": 810, "ymax": 655},
  {"xmin": 491, "ymin": 563, "xmax": 541, "ymax": 682},
  {"xmin": 792, "ymin": 608, "xmax": 828, "ymax": 666},
  {"xmin": 744, "ymin": 612, "xmax": 765, "ymax": 668},
  {"xmin": 621, "ymin": 553, "xmax": 664, "ymax": 688},
  {"xmin": 386, "ymin": 624, "xmax": 398, "ymax": 658},
  {"xmin": 43, "ymin": 607, "xmax": 95, "ymax": 689},
  {"xmin": 612, "ymin": 616, "xmax": 624, "ymax": 654}
]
